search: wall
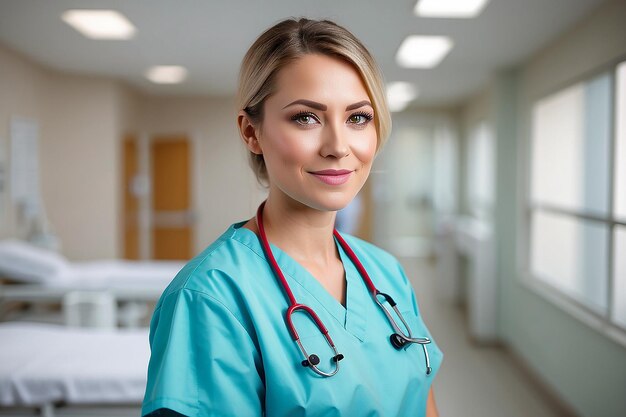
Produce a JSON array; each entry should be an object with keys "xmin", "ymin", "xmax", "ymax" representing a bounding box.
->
[
  {"xmin": 0, "ymin": 43, "xmax": 129, "ymax": 259},
  {"xmin": 0, "ymin": 40, "xmax": 269, "ymax": 259},
  {"xmin": 464, "ymin": 1, "xmax": 626, "ymax": 416},
  {"xmin": 372, "ymin": 110, "xmax": 458, "ymax": 254},
  {"xmin": 40, "ymin": 71, "xmax": 124, "ymax": 260},
  {"xmin": 0, "ymin": 43, "xmax": 46, "ymax": 238},
  {"xmin": 459, "ymin": 87, "xmax": 494, "ymax": 217},
  {"xmin": 135, "ymin": 95, "xmax": 266, "ymax": 252}
]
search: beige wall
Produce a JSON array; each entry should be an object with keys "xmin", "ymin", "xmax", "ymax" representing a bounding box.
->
[
  {"xmin": 136, "ymin": 95, "xmax": 266, "ymax": 252},
  {"xmin": 0, "ymin": 41, "xmax": 265, "ymax": 259},
  {"xmin": 0, "ymin": 43, "xmax": 46, "ymax": 238},
  {"xmin": 0, "ymin": 43, "xmax": 129, "ymax": 259},
  {"xmin": 40, "ymin": 71, "xmax": 124, "ymax": 260}
]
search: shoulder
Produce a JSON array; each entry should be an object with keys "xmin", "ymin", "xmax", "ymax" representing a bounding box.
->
[
  {"xmin": 148, "ymin": 223, "xmax": 270, "ymax": 346},
  {"xmin": 155, "ymin": 222, "xmax": 268, "ymax": 310}
]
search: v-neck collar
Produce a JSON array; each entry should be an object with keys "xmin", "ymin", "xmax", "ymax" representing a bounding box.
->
[{"xmin": 231, "ymin": 221, "xmax": 368, "ymax": 342}]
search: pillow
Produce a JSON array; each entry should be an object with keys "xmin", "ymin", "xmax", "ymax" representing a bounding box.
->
[{"xmin": 0, "ymin": 239, "xmax": 69, "ymax": 284}]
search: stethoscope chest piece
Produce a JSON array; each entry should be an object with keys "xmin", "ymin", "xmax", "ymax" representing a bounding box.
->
[
  {"xmin": 302, "ymin": 354, "xmax": 320, "ymax": 367},
  {"xmin": 390, "ymin": 333, "xmax": 408, "ymax": 349},
  {"xmin": 301, "ymin": 352, "xmax": 344, "ymax": 368}
]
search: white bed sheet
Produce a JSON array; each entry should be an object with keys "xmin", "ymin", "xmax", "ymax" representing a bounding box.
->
[
  {"xmin": 0, "ymin": 322, "xmax": 149, "ymax": 407},
  {"xmin": 55, "ymin": 260, "xmax": 184, "ymax": 289},
  {"xmin": 1, "ymin": 260, "xmax": 184, "ymax": 300},
  {"xmin": 0, "ymin": 240, "xmax": 185, "ymax": 289}
]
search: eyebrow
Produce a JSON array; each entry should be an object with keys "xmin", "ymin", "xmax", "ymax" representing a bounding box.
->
[{"xmin": 282, "ymin": 99, "xmax": 373, "ymax": 112}]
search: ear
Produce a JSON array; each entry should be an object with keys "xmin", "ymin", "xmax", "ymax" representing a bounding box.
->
[{"xmin": 237, "ymin": 111, "xmax": 263, "ymax": 155}]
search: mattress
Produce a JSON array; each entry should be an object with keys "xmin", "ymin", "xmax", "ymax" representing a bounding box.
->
[{"xmin": 0, "ymin": 322, "xmax": 149, "ymax": 407}]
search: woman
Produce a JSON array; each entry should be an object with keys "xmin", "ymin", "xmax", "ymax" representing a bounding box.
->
[{"xmin": 142, "ymin": 18, "xmax": 443, "ymax": 417}]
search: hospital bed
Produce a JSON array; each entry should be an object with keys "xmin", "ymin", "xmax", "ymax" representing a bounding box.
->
[
  {"xmin": 0, "ymin": 322, "xmax": 148, "ymax": 417},
  {"xmin": 0, "ymin": 239, "xmax": 184, "ymax": 325}
]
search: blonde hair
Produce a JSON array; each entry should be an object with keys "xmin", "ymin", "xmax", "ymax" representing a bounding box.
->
[{"xmin": 236, "ymin": 18, "xmax": 391, "ymax": 185}]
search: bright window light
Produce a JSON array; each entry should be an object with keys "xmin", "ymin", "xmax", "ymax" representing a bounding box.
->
[
  {"xmin": 415, "ymin": 0, "xmax": 490, "ymax": 18},
  {"xmin": 62, "ymin": 10, "xmax": 136, "ymax": 40},
  {"xmin": 396, "ymin": 36, "xmax": 453, "ymax": 69},
  {"xmin": 145, "ymin": 66, "xmax": 188, "ymax": 84},
  {"xmin": 387, "ymin": 82, "xmax": 418, "ymax": 112}
]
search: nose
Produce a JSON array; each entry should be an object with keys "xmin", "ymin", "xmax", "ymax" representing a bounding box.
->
[{"xmin": 320, "ymin": 121, "xmax": 350, "ymax": 158}]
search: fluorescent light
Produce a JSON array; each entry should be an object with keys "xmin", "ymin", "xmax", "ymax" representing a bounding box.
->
[
  {"xmin": 62, "ymin": 10, "xmax": 136, "ymax": 40},
  {"xmin": 415, "ymin": 0, "xmax": 490, "ymax": 18},
  {"xmin": 387, "ymin": 82, "xmax": 418, "ymax": 112},
  {"xmin": 389, "ymin": 101, "xmax": 410, "ymax": 113},
  {"xmin": 396, "ymin": 36, "xmax": 453, "ymax": 69},
  {"xmin": 145, "ymin": 66, "xmax": 188, "ymax": 84}
]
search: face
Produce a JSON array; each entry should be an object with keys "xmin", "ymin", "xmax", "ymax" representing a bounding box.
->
[{"xmin": 249, "ymin": 54, "xmax": 377, "ymax": 212}]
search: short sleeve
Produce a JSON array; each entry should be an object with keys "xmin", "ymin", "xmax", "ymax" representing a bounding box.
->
[{"xmin": 141, "ymin": 288, "xmax": 265, "ymax": 417}]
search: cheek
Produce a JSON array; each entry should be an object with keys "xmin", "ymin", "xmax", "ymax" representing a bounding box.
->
[
  {"xmin": 261, "ymin": 123, "xmax": 318, "ymax": 166},
  {"xmin": 351, "ymin": 130, "xmax": 378, "ymax": 163}
]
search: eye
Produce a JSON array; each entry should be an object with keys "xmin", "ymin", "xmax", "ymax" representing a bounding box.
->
[
  {"xmin": 291, "ymin": 111, "xmax": 319, "ymax": 126},
  {"xmin": 347, "ymin": 112, "xmax": 374, "ymax": 125}
]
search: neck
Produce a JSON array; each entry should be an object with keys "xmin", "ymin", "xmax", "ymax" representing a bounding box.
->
[{"xmin": 257, "ymin": 192, "xmax": 339, "ymax": 267}]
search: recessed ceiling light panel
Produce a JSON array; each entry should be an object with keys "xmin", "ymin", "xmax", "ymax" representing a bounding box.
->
[
  {"xmin": 396, "ymin": 36, "xmax": 453, "ymax": 69},
  {"xmin": 415, "ymin": 0, "xmax": 490, "ymax": 18},
  {"xmin": 62, "ymin": 10, "xmax": 136, "ymax": 40},
  {"xmin": 145, "ymin": 66, "xmax": 188, "ymax": 84},
  {"xmin": 387, "ymin": 82, "xmax": 419, "ymax": 112}
]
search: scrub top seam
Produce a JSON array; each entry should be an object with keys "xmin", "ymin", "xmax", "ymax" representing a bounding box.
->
[
  {"xmin": 181, "ymin": 238, "xmax": 229, "ymax": 288},
  {"xmin": 158, "ymin": 236, "xmax": 230, "ymax": 302},
  {"xmin": 229, "ymin": 232, "xmax": 274, "ymax": 261},
  {"xmin": 178, "ymin": 286, "xmax": 261, "ymax": 346}
]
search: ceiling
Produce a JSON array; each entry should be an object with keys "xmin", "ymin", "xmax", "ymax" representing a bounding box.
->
[{"xmin": 0, "ymin": 0, "xmax": 607, "ymax": 106}]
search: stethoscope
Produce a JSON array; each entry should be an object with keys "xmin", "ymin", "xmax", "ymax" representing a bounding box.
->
[{"xmin": 255, "ymin": 201, "xmax": 432, "ymax": 378}]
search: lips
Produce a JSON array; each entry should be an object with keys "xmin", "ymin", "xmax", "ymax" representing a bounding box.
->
[{"xmin": 308, "ymin": 169, "xmax": 354, "ymax": 185}]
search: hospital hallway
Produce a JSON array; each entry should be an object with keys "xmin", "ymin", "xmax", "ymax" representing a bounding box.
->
[
  {"xmin": 400, "ymin": 256, "xmax": 566, "ymax": 417},
  {"xmin": 2, "ymin": 1, "xmax": 626, "ymax": 416}
]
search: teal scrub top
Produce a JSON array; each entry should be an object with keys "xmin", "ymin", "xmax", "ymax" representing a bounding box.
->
[{"xmin": 142, "ymin": 221, "xmax": 443, "ymax": 417}]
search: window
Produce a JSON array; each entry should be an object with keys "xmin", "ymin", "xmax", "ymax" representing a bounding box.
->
[
  {"xmin": 612, "ymin": 62, "xmax": 626, "ymax": 328},
  {"xmin": 614, "ymin": 61, "xmax": 626, "ymax": 221},
  {"xmin": 527, "ymin": 59, "xmax": 626, "ymax": 338}
]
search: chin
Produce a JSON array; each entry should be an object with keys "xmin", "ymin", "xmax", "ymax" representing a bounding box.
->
[
  {"xmin": 271, "ymin": 179, "xmax": 364, "ymax": 213},
  {"xmin": 299, "ymin": 191, "xmax": 358, "ymax": 213}
]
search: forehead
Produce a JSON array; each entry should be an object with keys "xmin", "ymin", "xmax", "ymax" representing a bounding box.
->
[{"xmin": 270, "ymin": 54, "xmax": 370, "ymax": 104}]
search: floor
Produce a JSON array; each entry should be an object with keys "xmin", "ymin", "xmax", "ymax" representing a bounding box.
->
[{"xmin": 401, "ymin": 256, "xmax": 566, "ymax": 417}]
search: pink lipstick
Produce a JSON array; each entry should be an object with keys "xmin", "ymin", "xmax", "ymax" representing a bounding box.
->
[{"xmin": 309, "ymin": 169, "xmax": 353, "ymax": 185}]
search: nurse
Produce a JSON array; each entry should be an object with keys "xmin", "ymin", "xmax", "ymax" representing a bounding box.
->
[{"xmin": 142, "ymin": 18, "xmax": 443, "ymax": 417}]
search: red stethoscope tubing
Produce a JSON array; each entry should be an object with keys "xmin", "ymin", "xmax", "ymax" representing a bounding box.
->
[
  {"xmin": 255, "ymin": 200, "xmax": 377, "ymax": 345},
  {"xmin": 255, "ymin": 200, "xmax": 433, "ymax": 377}
]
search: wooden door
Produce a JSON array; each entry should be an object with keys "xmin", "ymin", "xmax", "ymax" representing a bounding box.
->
[
  {"xmin": 123, "ymin": 137, "xmax": 140, "ymax": 259},
  {"xmin": 151, "ymin": 136, "xmax": 193, "ymax": 260}
]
